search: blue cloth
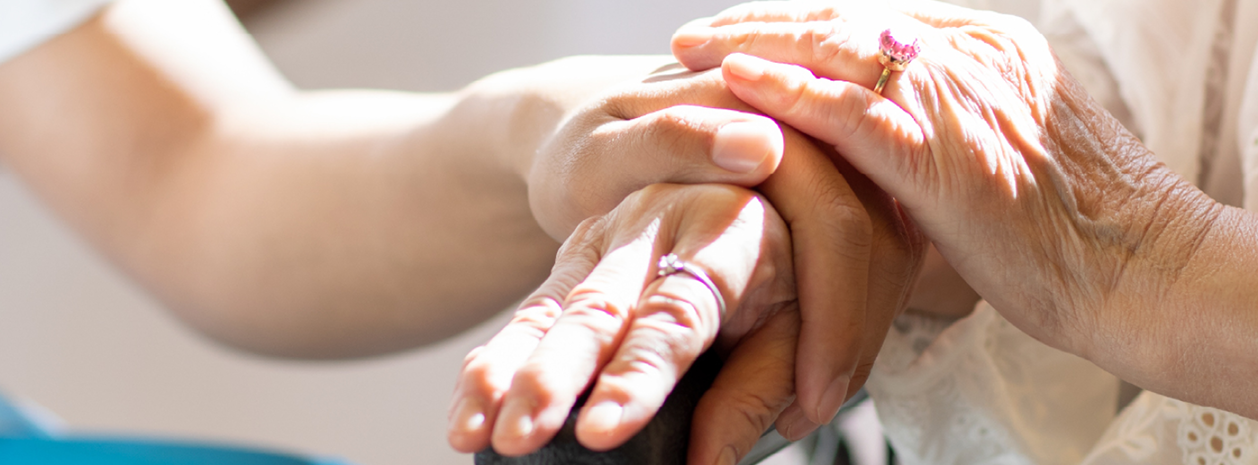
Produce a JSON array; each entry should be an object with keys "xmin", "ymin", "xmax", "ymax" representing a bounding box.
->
[{"xmin": 0, "ymin": 392, "xmax": 351, "ymax": 465}]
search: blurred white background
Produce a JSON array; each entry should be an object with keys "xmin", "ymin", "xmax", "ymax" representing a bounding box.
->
[{"xmin": 0, "ymin": 1, "xmax": 744, "ymax": 464}]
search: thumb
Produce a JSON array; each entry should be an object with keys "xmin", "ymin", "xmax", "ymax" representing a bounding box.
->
[
  {"xmin": 531, "ymin": 105, "xmax": 785, "ymax": 239},
  {"xmin": 688, "ymin": 306, "xmax": 800, "ymax": 465}
]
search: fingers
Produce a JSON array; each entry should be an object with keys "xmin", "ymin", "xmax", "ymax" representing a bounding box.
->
[
  {"xmin": 757, "ymin": 129, "xmax": 870, "ymax": 425},
  {"xmin": 489, "ymin": 225, "xmax": 659, "ymax": 455},
  {"xmin": 675, "ymin": 19, "xmax": 879, "ymax": 82},
  {"xmin": 720, "ymin": 53, "xmax": 928, "ymax": 208},
  {"xmin": 574, "ymin": 186, "xmax": 792, "ymax": 450},
  {"xmin": 531, "ymin": 104, "xmax": 784, "ymax": 239},
  {"xmin": 462, "ymin": 183, "xmax": 793, "ymax": 456},
  {"xmin": 448, "ymin": 221, "xmax": 607, "ymax": 453},
  {"xmin": 672, "ymin": 4, "xmax": 930, "ymax": 82},
  {"xmin": 671, "ymin": 0, "xmax": 986, "ymax": 70},
  {"xmin": 571, "ymin": 268, "xmax": 723, "ymax": 450},
  {"xmin": 689, "ymin": 304, "xmax": 800, "ymax": 465},
  {"xmin": 830, "ymin": 157, "xmax": 926, "ymax": 399}
]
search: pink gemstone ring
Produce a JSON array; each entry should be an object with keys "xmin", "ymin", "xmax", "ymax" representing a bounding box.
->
[{"xmin": 874, "ymin": 28, "xmax": 920, "ymax": 95}]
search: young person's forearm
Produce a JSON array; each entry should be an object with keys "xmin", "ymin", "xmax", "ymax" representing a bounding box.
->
[{"xmin": 0, "ymin": 0, "xmax": 587, "ymax": 357}]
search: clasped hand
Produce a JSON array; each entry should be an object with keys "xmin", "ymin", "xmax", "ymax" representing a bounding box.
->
[{"xmin": 449, "ymin": 55, "xmax": 923, "ymax": 463}]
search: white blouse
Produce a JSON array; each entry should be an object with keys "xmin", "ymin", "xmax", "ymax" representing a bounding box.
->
[{"xmin": 867, "ymin": 0, "xmax": 1258, "ymax": 464}]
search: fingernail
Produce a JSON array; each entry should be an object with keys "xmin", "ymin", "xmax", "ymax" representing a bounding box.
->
[
  {"xmin": 717, "ymin": 445, "xmax": 738, "ymax": 465},
  {"xmin": 777, "ymin": 406, "xmax": 819, "ymax": 441},
  {"xmin": 815, "ymin": 375, "xmax": 851, "ymax": 424},
  {"xmin": 673, "ymin": 27, "xmax": 715, "ymax": 48},
  {"xmin": 712, "ymin": 121, "xmax": 780, "ymax": 173},
  {"xmin": 582, "ymin": 400, "xmax": 624, "ymax": 435},
  {"xmin": 499, "ymin": 397, "xmax": 535, "ymax": 439},
  {"xmin": 451, "ymin": 397, "xmax": 487, "ymax": 433},
  {"xmin": 724, "ymin": 54, "xmax": 766, "ymax": 82}
]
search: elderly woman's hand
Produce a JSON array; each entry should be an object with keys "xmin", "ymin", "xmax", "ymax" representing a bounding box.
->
[
  {"xmin": 494, "ymin": 58, "xmax": 926, "ymax": 436},
  {"xmin": 448, "ymin": 120, "xmax": 924, "ymax": 462},
  {"xmin": 448, "ymin": 179, "xmax": 799, "ymax": 460},
  {"xmin": 672, "ymin": 0, "xmax": 1258, "ymax": 417}
]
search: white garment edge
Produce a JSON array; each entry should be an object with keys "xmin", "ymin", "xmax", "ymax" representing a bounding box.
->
[
  {"xmin": 0, "ymin": 0, "xmax": 115, "ymax": 65},
  {"xmin": 1241, "ymin": 0, "xmax": 1258, "ymax": 211},
  {"xmin": 1055, "ymin": 0, "xmax": 1223, "ymax": 182}
]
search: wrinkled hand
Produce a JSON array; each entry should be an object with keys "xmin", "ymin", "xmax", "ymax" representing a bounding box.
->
[
  {"xmin": 670, "ymin": 0, "xmax": 1212, "ymax": 358},
  {"xmin": 449, "ymin": 180, "xmax": 798, "ymax": 459},
  {"xmin": 519, "ymin": 59, "xmax": 926, "ymax": 434},
  {"xmin": 450, "ymin": 117, "xmax": 924, "ymax": 463}
]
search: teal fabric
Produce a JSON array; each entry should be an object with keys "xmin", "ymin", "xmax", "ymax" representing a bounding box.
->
[{"xmin": 0, "ymin": 392, "xmax": 351, "ymax": 465}]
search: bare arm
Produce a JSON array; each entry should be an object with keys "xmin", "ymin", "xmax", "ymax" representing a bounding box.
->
[
  {"xmin": 0, "ymin": 0, "xmax": 796, "ymax": 360},
  {"xmin": 0, "ymin": 0, "xmax": 676, "ymax": 358}
]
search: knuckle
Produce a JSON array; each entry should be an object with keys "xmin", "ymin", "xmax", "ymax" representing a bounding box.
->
[
  {"xmin": 564, "ymin": 289, "xmax": 633, "ymax": 323},
  {"xmin": 839, "ymin": 85, "xmax": 878, "ymax": 138},
  {"xmin": 639, "ymin": 293, "xmax": 708, "ymax": 331},
  {"xmin": 637, "ymin": 318, "xmax": 707, "ymax": 361},
  {"xmin": 614, "ymin": 340, "xmax": 679, "ymax": 383},
  {"xmin": 506, "ymin": 368, "xmax": 560, "ymax": 406},
  {"xmin": 457, "ymin": 351, "xmax": 504, "ymax": 393},
  {"xmin": 556, "ymin": 216, "xmax": 607, "ymax": 259},
  {"xmin": 508, "ymin": 299, "xmax": 564, "ymax": 335},
  {"xmin": 820, "ymin": 197, "xmax": 874, "ymax": 241},
  {"xmin": 644, "ymin": 108, "xmax": 707, "ymax": 153},
  {"xmin": 809, "ymin": 23, "xmax": 846, "ymax": 65},
  {"xmin": 600, "ymin": 92, "xmax": 640, "ymax": 121},
  {"xmin": 708, "ymin": 387, "xmax": 781, "ymax": 434},
  {"xmin": 568, "ymin": 211, "xmax": 608, "ymax": 241},
  {"xmin": 461, "ymin": 345, "xmax": 487, "ymax": 367}
]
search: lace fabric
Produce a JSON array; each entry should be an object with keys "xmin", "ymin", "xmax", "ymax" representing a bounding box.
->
[
  {"xmin": 868, "ymin": 304, "xmax": 1119, "ymax": 465},
  {"xmin": 1082, "ymin": 393, "xmax": 1258, "ymax": 465},
  {"xmin": 869, "ymin": 304, "xmax": 1258, "ymax": 465}
]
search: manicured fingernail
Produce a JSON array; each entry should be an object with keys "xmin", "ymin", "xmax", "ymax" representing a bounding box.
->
[
  {"xmin": 499, "ymin": 397, "xmax": 535, "ymax": 438},
  {"xmin": 451, "ymin": 397, "xmax": 486, "ymax": 433},
  {"xmin": 583, "ymin": 400, "xmax": 624, "ymax": 435},
  {"xmin": 673, "ymin": 27, "xmax": 715, "ymax": 47},
  {"xmin": 777, "ymin": 405, "xmax": 819, "ymax": 441},
  {"xmin": 717, "ymin": 445, "xmax": 738, "ymax": 465},
  {"xmin": 712, "ymin": 121, "xmax": 781, "ymax": 173},
  {"xmin": 724, "ymin": 54, "xmax": 766, "ymax": 82},
  {"xmin": 815, "ymin": 375, "xmax": 851, "ymax": 424}
]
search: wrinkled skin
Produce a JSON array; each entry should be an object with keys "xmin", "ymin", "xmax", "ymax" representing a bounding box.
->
[
  {"xmin": 451, "ymin": 74, "xmax": 924, "ymax": 462},
  {"xmin": 674, "ymin": 0, "xmax": 1253, "ymax": 418}
]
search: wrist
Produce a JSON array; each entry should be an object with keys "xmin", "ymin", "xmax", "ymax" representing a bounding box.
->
[{"xmin": 1045, "ymin": 72, "xmax": 1231, "ymax": 380}]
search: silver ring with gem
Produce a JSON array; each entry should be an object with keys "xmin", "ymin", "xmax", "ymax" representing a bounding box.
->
[{"xmin": 656, "ymin": 253, "xmax": 726, "ymax": 319}]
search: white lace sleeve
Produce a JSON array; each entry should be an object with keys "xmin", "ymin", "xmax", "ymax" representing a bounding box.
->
[
  {"xmin": 1082, "ymin": 393, "xmax": 1258, "ymax": 465},
  {"xmin": 867, "ymin": 303, "xmax": 1258, "ymax": 465},
  {"xmin": 866, "ymin": 303, "xmax": 1120, "ymax": 465}
]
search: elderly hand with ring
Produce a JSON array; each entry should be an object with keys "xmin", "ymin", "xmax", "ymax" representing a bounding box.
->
[
  {"xmin": 449, "ymin": 87, "xmax": 924, "ymax": 463},
  {"xmin": 672, "ymin": 0, "xmax": 1258, "ymax": 419}
]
